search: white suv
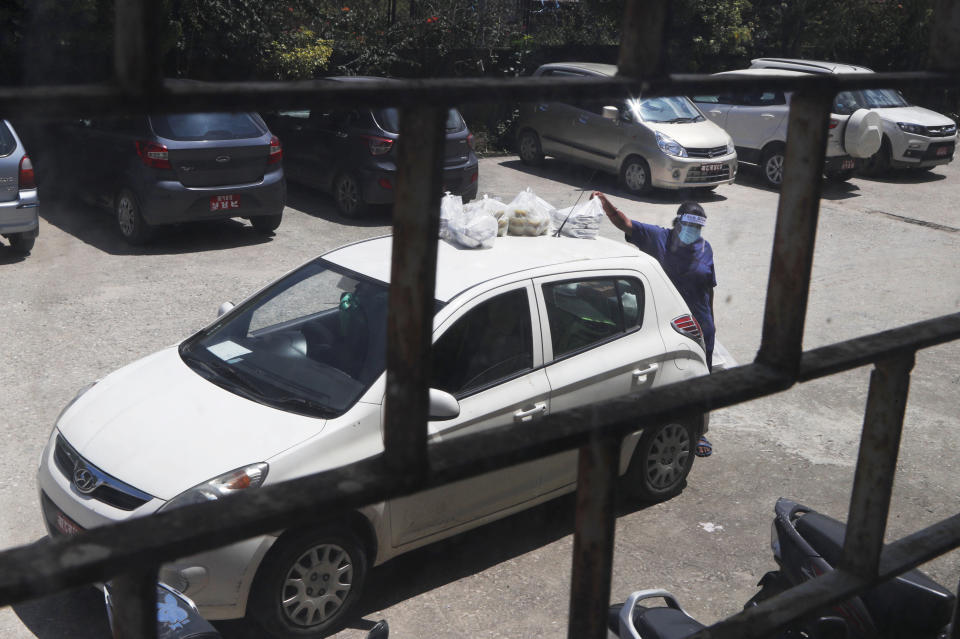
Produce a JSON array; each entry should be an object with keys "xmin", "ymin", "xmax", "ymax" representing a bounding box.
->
[
  {"xmin": 38, "ymin": 234, "xmax": 713, "ymax": 638},
  {"xmin": 748, "ymin": 58, "xmax": 958, "ymax": 175},
  {"xmin": 692, "ymin": 68, "xmax": 882, "ymax": 188}
]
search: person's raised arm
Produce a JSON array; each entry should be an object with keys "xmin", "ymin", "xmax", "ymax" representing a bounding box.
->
[{"xmin": 592, "ymin": 191, "xmax": 633, "ymax": 237}]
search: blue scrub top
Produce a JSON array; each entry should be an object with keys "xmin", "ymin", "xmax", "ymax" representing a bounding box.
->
[{"xmin": 628, "ymin": 221, "xmax": 717, "ymax": 354}]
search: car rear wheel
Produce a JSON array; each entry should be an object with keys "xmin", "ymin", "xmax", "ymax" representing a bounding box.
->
[
  {"xmin": 115, "ymin": 188, "xmax": 154, "ymax": 245},
  {"xmin": 620, "ymin": 156, "xmax": 652, "ymax": 194},
  {"xmin": 8, "ymin": 233, "xmax": 35, "ymax": 254},
  {"xmin": 251, "ymin": 526, "xmax": 368, "ymax": 639},
  {"xmin": 518, "ymin": 130, "xmax": 544, "ymax": 166},
  {"xmin": 760, "ymin": 146, "xmax": 785, "ymax": 188},
  {"xmin": 251, "ymin": 213, "xmax": 283, "ymax": 234},
  {"xmin": 624, "ymin": 419, "xmax": 697, "ymax": 502},
  {"xmin": 333, "ymin": 173, "xmax": 368, "ymax": 218},
  {"xmin": 824, "ymin": 169, "xmax": 854, "ymax": 182},
  {"xmin": 861, "ymin": 138, "xmax": 891, "ymax": 176}
]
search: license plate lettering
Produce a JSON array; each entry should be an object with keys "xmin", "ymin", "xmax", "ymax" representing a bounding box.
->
[
  {"xmin": 210, "ymin": 194, "xmax": 241, "ymax": 211},
  {"xmin": 700, "ymin": 163, "xmax": 724, "ymax": 173},
  {"xmin": 56, "ymin": 512, "xmax": 83, "ymax": 536},
  {"xmin": 842, "ymin": 158, "xmax": 855, "ymax": 170},
  {"xmin": 936, "ymin": 145, "xmax": 949, "ymax": 156}
]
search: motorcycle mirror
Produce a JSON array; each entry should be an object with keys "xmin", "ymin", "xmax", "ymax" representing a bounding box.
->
[{"xmin": 366, "ymin": 619, "xmax": 389, "ymax": 639}]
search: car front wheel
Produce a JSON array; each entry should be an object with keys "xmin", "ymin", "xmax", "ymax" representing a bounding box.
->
[
  {"xmin": 620, "ymin": 156, "xmax": 652, "ymax": 194},
  {"xmin": 251, "ymin": 526, "xmax": 368, "ymax": 639},
  {"xmin": 624, "ymin": 419, "xmax": 697, "ymax": 502},
  {"xmin": 115, "ymin": 188, "xmax": 154, "ymax": 244}
]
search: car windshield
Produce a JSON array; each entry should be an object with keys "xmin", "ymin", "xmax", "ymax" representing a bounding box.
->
[
  {"xmin": 833, "ymin": 88, "xmax": 910, "ymax": 114},
  {"xmin": 150, "ymin": 112, "xmax": 265, "ymax": 141},
  {"xmin": 373, "ymin": 107, "xmax": 466, "ymax": 134},
  {"xmin": 179, "ymin": 259, "xmax": 393, "ymax": 419},
  {"xmin": 629, "ymin": 96, "xmax": 705, "ymax": 123}
]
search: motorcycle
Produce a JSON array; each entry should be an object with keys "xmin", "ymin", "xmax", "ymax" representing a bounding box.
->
[
  {"xmin": 105, "ymin": 581, "xmax": 389, "ymax": 639},
  {"xmin": 609, "ymin": 498, "xmax": 956, "ymax": 638}
]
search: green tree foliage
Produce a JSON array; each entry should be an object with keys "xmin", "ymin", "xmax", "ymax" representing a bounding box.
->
[{"xmin": 668, "ymin": 0, "xmax": 754, "ymax": 72}]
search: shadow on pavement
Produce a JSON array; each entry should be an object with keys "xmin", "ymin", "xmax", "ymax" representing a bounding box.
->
[
  {"xmin": 733, "ymin": 166, "xmax": 864, "ymax": 201},
  {"xmin": 12, "ymin": 583, "xmax": 111, "ymax": 639},
  {"xmin": 284, "ymin": 182, "xmax": 392, "ymax": 228},
  {"xmin": 37, "ymin": 187, "xmax": 277, "ymax": 256},
  {"xmin": 854, "ymin": 167, "xmax": 947, "ymax": 184}
]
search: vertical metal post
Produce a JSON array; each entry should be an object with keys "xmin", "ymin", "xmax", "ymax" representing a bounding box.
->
[
  {"xmin": 616, "ymin": 0, "xmax": 668, "ymax": 78},
  {"xmin": 929, "ymin": 0, "xmax": 960, "ymax": 71},
  {"xmin": 383, "ymin": 105, "xmax": 447, "ymax": 474},
  {"xmin": 108, "ymin": 568, "xmax": 157, "ymax": 639},
  {"xmin": 114, "ymin": 0, "xmax": 163, "ymax": 95},
  {"xmin": 841, "ymin": 354, "xmax": 915, "ymax": 577},
  {"xmin": 951, "ymin": 574, "xmax": 960, "ymax": 639},
  {"xmin": 567, "ymin": 434, "xmax": 620, "ymax": 639},
  {"xmin": 755, "ymin": 89, "xmax": 832, "ymax": 375}
]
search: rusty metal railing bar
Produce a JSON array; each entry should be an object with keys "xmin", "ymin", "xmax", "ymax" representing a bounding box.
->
[
  {"xmin": 841, "ymin": 355, "xmax": 914, "ymax": 578},
  {"xmin": 1, "ymin": 72, "xmax": 959, "ymax": 120},
  {"xmin": 114, "ymin": 0, "xmax": 162, "ymax": 96},
  {"xmin": 109, "ymin": 568, "xmax": 158, "ymax": 639},
  {"xmin": 687, "ymin": 511, "xmax": 960, "ymax": 639},
  {"xmin": 755, "ymin": 89, "xmax": 831, "ymax": 375},
  {"xmin": 2, "ymin": 311, "xmax": 958, "ymax": 606},
  {"xmin": 568, "ymin": 435, "xmax": 621, "ymax": 639}
]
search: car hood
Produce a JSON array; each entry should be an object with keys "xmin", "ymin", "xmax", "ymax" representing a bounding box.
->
[
  {"xmin": 644, "ymin": 119, "xmax": 732, "ymax": 148},
  {"xmin": 874, "ymin": 106, "xmax": 956, "ymax": 127},
  {"xmin": 57, "ymin": 347, "xmax": 327, "ymax": 500}
]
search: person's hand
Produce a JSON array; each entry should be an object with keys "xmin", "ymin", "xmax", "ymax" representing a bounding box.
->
[{"xmin": 593, "ymin": 191, "xmax": 630, "ymax": 234}]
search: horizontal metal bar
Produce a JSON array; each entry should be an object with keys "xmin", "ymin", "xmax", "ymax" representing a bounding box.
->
[
  {"xmin": 1, "ymin": 71, "xmax": 959, "ymax": 120},
  {"xmin": 687, "ymin": 511, "xmax": 960, "ymax": 639},
  {"xmin": 0, "ymin": 314, "xmax": 958, "ymax": 605}
]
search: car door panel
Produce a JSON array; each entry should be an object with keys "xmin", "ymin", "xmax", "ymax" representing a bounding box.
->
[{"xmin": 388, "ymin": 282, "xmax": 550, "ymax": 549}]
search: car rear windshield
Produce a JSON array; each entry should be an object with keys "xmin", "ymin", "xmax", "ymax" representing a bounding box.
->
[
  {"xmin": 149, "ymin": 112, "xmax": 265, "ymax": 141},
  {"xmin": 373, "ymin": 107, "xmax": 465, "ymax": 134},
  {"xmin": 0, "ymin": 122, "xmax": 17, "ymax": 157}
]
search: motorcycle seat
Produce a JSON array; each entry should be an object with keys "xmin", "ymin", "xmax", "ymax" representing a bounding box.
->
[{"xmin": 631, "ymin": 605, "xmax": 706, "ymax": 639}]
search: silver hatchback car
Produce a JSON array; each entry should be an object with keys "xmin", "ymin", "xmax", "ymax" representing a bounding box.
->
[
  {"xmin": 0, "ymin": 120, "xmax": 39, "ymax": 255},
  {"xmin": 516, "ymin": 62, "xmax": 737, "ymax": 194}
]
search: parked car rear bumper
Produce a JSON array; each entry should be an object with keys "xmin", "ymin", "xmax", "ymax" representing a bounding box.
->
[
  {"xmin": 0, "ymin": 190, "xmax": 40, "ymax": 235},
  {"xmin": 137, "ymin": 170, "xmax": 286, "ymax": 226}
]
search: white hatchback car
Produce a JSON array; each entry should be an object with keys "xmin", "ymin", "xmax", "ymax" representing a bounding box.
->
[
  {"xmin": 37, "ymin": 234, "xmax": 711, "ymax": 638},
  {"xmin": 748, "ymin": 57, "xmax": 958, "ymax": 175},
  {"xmin": 517, "ymin": 62, "xmax": 738, "ymax": 194},
  {"xmin": 692, "ymin": 68, "xmax": 883, "ymax": 188}
]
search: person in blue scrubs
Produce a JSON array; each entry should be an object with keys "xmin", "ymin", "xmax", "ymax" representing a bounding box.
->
[{"xmin": 593, "ymin": 192, "xmax": 717, "ymax": 456}]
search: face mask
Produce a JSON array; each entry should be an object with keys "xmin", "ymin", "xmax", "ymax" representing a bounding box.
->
[{"xmin": 677, "ymin": 225, "xmax": 701, "ymax": 245}]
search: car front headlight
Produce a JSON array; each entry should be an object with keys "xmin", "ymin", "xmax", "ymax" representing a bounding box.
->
[
  {"xmin": 727, "ymin": 139, "xmax": 735, "ymax": 154},
  {"xmin": 897, "ymin": 122, "xmax": 925, "ymax": 135},
  {"xmin": 655, "ymin": 131, "xmax": 688, "ymax": 157},
  {"xmin": 160, "ymin": 463, "xmax": 269, "ymax": 511}
]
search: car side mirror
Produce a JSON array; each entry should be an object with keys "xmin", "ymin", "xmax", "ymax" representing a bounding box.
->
[
  {"xmin": 217, "ymin": 302, "xmax": 234, "ymax": 317},
  {"xmin": 602, "ymin": 106, "xmax": 619, "ymax": 121},
  {"xmin": 428, "ymin": 388, "xmax": 460, "ymax": 420}
]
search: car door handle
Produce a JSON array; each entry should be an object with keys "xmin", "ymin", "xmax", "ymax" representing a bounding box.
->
[
  {"xmin": 632, "ymin": 363, "xmax": 659, "ymax": 381},
  {"xmin": 537, "ymin": 104, "xmax": 549, "ymax": 111},
  {"xmin": 514, "ymin": 402, "xmax": 547, "ymax": 423},
  {"xmin": 762, "ymin": 113, "xmax": 775, "ymax": 118},
  {"xmin": 576, "ymin": 116, "xmax": 588, "ymax": 125}
]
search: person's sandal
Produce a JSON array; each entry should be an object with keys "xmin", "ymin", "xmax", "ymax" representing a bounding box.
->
[{"xmin": 696, "ymin": 436, "xmax": 713, "ymax": 458}]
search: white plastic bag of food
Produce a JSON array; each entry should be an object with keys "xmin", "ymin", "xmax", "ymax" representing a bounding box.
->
[
  {"xmin": 550, "ymin": 196, "xmax": 603, "ymax": 239},
  {"xmin": 470, "ymin": 194, "xmax": 509, "ymax": 236},
  {"xmin": 506, "ymin": 188, "xmax": 552, "ymax": 236},
  {"xmin": 443, "ymin": 192, "xmax": 497, "ymax": 248}
]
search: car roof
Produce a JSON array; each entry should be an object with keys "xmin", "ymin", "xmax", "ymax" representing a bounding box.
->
[
  {"xmin": 324, "ymin": 75, "xmax": 400, "ymax": 84},
  {"xmin": 716, "ymin": 68, "xmax": 810, "ymax": 78},
  {"xmin": 323, "ymin": 235, "xmax": 650, "ymax": 303},
  {"xmin": 535, "ymin": 62, "xmax": 618, "ymax": 77},
  {"xmin": 750, "ymin": 58, "xmax": 874, "ymax": 74}
]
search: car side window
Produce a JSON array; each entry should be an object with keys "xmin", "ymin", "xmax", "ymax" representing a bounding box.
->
[
  {"xmin": 692, "ymin": 93, "xmax": 738, "ymax": 105},
  {"xmin": 742, "ymin": 90, "xmax": 786, "ymax": 107},
  {"xmin": 431, "ymin": 289, "xmax": 533, "ymax": 396},
  {"xmin": 542, "ymin": 277, "xmax": 644, "ymax": 358}
]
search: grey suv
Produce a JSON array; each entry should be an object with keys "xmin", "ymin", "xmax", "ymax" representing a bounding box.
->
[
  {"xmin": 0, "ymin": 120, "xmax": 39, "ymax": 255},
  {"xmin": 54, "ymin": 112, "xmax": 286, "ymax": 244},
  {"xmin": 264, "ymin": 76, "xmax": 479, "ymax": 217}
]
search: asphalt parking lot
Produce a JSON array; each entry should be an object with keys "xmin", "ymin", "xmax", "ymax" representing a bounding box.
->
[{"xmin": 2, "ymin": 155, "xmax": 959, "ymax": 638}]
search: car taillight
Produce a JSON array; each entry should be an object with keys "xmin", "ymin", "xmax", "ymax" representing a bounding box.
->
[
  {"xmin": 135, "ymin": 141, "xmax": 171, "ymax": 169},
  {"xmin": 18, "ymin": 155, "xmax": 35, "ymax": 190},
  {"xmin": 361, "ymin": 135, "xmax": 393, "ymax": 156},
  {"xmin": 828, "ymin": 118, "xmax": 840, "ymax": 130},
  {"xmin": 467, "ymin": 133, "xmax": 475, "ymax": 150},
  {"xmin": 378, "ymin": 177, "xmax": 393, "ymax": 190},
  {"xmin": 268, "ymin": 136, "xmax": 283, "ymax": 164},
  {"xmin": 671, "ymin": 314, "xmax": 703, "ymax": 343},
  {"xmin": 470, "ymin": 171, "xmax": 478, "ymax": 183}
]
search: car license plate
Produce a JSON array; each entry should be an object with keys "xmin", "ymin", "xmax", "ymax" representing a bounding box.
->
[
  {"xmin": 701, "ymin": 163, "xmax": 724, "ymax": 173},
  {"xmin": 210, "ymin": 194, "xmax": 241, "ymax": 211},
  {"xmin": 842, "ymin": 158, "xmax": 855, "ymax": 170},
  {"xmin": 936, "ymin": 145, "xmax": 950, "ymax": 156},
  {"xmin": 55, "ymin": 510, "xmax": 84, "ymax": 536}
]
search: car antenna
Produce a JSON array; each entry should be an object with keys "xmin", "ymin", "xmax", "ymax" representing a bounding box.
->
[{"xmin": 554, "ymin": 168, "xmax": 599, "ymax": 237}]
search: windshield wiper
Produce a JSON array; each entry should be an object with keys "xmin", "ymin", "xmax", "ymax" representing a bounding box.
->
[
  {"xmin": 269, "ymin": 395, "xmax": 336, "ymax": 418},
  {"xmin": 183, "ymin": 353, "xmax": 264, "ymax": 400}
]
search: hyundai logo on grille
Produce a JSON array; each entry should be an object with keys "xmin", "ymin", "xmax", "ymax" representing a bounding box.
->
[
  {"xmin": 216, "ymin": 155, "xmax": 231, "ymax": 163},
  {"xmin": 73, "ymin": 465, "xmax": 100, "ymax": 494}
]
